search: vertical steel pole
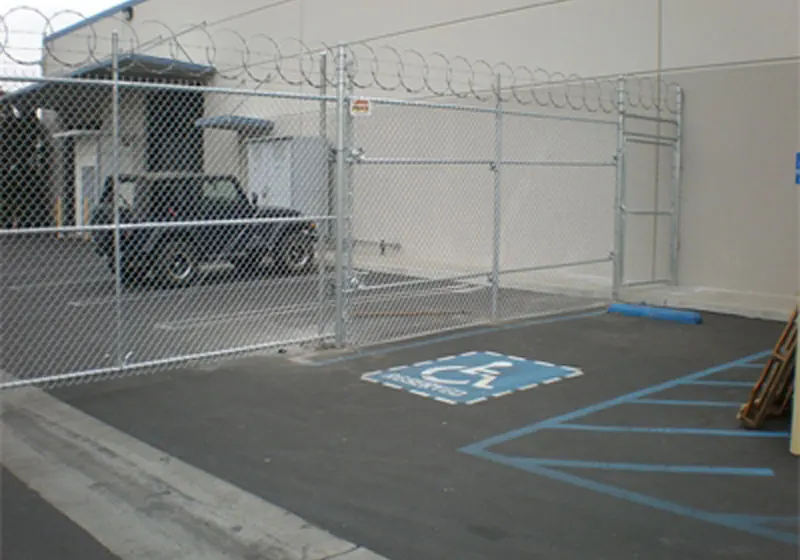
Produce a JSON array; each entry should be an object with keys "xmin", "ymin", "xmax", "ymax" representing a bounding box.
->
[
  {"xmin": 344, "ymin": 61, "xmax": 355, "ymax": 298},
  {"xmin": 316, "ymin": 52, "xmax": 328, "ymax": 338},
  {"xmin": 333, "ymin": 44, "xmax": 348, "ymax": 347},
  {"xmin": 670, "ymin": 86, "xmax": 683, "ymax": 286},
  {"xmin": 319, "ymin": 53, "xmax": 328, "ymax": 142},
  {"xmin": 111, "ymin": 32, "xmax": 125, "ymax": 369},
  {"xmin": 612, "ymin": 76, "xmax": 627, "ymax": 301},
  {"xmin": 491, "ymin": 74, "xmax": 503, "ymax": 321}
]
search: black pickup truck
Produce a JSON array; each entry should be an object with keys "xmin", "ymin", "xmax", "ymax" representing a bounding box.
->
[{"xmin": 89, "ymin": 174, "xmax": 317, "ymax": 288}]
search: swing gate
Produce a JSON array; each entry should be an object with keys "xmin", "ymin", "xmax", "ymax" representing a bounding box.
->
[{"xmin": 0, "ymin": 12, "xmax": 683, "ymax": 389}]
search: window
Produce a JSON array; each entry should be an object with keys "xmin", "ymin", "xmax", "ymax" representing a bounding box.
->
[
  {"xmin": 202, "ymin": 178, "xmax": 242, "ymax": 204},
  {"xmin": 144, "ymin": 89, "xmax": 204, "ymax": 173}
]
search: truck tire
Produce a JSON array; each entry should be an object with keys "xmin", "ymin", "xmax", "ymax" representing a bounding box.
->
[
  {"xmin": 277, "ymin": 232, "xmax": 314, "ymax": 275},
  {"xmin": 157, "ymin": 239, "xmax": 198, "ymax": 288}
]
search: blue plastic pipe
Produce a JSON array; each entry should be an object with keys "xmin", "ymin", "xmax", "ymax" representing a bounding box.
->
[{"xmin": 608, "ymin": 303, "xmax": 703, "ymax": 325}]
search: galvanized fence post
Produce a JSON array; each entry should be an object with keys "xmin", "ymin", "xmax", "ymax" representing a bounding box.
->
[
  {"xmin": 111, "ymin": 31, "xmax": 125, "ymax": 369},
  {"xmin": 333, "ymin": 44, "xmax": 348, "ymax": 347},
  {"xmin": 670, "ymin": 86, "xmax": 683, "ymax": 286},
  {"xmin": 612, "ymin": 75, "xmax": 627, "ymax": 301},
  {"xmin": 491, "ymin": 74, "xmax": 503, "ymax": 321},
  {"xmin": 344, "ymin": 56, "xmax": 356, "ymax": 308},
  {"xmin": 316, "ymin": 52, "xmax": 329, "ymax": 339}
]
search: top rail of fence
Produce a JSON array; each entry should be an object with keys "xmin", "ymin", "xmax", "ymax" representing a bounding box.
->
[{"xmin": 1, "ymin": 5, "xmax": 680, "ymax": 114}]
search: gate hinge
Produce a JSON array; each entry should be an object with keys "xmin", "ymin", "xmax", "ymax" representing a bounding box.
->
[{"xmin": 347, "ymin": 147, "xmax": 365, "ymax": 164}]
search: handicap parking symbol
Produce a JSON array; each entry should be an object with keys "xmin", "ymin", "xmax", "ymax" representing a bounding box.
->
[{"xmin": 361, "ymin": 351, "xmax": 583, "ymax": 405}]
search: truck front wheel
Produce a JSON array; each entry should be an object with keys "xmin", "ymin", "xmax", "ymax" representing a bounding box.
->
[{"xmin": 158, "ymin": 240, "xmax": 198, "ymax": 288}]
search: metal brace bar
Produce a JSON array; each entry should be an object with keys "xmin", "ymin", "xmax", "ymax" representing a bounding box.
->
[
  {"xmin": 356, "ymin": 157, "xmax": 615, "ymax": 168},
  {"xmin": 356, "ymin": 157, "xmax": 492, "ymax": 166},
  {"xmin": 627, "ymin": 137, "xmax": 676, "ymax": 148},
  {"xmin": 501, "ymin": 159, "xmax": 616, "ymax": 168},
  {"xmin": 626, "ymin": 131, "xmax": 678, "ymax": 143},
  {"xmin": 624, "ymin": 112, "xmax": 678, "ymax": 125},
  {"xmin": 624, "ymin": 208, "xmax": 673, "ymax": 216}
]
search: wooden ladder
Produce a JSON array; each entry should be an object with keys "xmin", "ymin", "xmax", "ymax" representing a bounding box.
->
[{"xmin": 737, "ymin": 307, "xmax": 797, "ymax": 429}]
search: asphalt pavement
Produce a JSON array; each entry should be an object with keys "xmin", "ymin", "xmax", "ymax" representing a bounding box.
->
[
  {"xmin": 1, "ymin": 467, "xmax": 118, "ymax": 560},
  {"xmin": 3, "ymin": 308, "xmax": 796, "ymax": 560},
  {"xmin": 0, "ymin": 234, "xmax": 602, "ymax": 386}
]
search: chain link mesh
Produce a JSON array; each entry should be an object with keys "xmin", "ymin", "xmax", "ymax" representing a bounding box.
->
[
  {"xmin": 619, "ymin": 97, "xmax": 681, "ymax": 292},
  {"xmin": 345, "ymin": 101, "xmax": 495, "ymax": 344},
  {"xmin": 1, "ymin": 7, "xmax": 683, "ymax": 389},
  {"xmin": 496, "ymin": 102, "xmax": 618, "ymax": 322}
]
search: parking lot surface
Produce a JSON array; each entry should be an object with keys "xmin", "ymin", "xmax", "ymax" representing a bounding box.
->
[
  {"xmin": 0, "ymin": 236, "xmax": 601, "ymax": 384},
  {"xmin": 3, "ymin": 308, "xmax": 796, "ymax": 559}
]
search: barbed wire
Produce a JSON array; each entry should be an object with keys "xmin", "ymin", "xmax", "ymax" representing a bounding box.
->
[{"xmin": 0, "ymin": 6, "xmax": 680, "ymax": 113}]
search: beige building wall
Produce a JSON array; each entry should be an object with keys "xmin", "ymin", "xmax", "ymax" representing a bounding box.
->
[{"xmin": 40, "ymin": 0, "xmax": 800, "ymax": 319}]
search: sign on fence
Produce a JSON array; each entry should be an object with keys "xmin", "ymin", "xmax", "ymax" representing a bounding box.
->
[{"xmin": 350, "ymin": 98, "xmax": 372, "ymax": 116}]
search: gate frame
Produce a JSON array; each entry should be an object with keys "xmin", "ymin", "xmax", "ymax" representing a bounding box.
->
[
  {"xmin": 613, "ymin": 76, "xmax": 684, "ymax": 297},
  {"xmin": 0, "ymin": 30, "xmax": 685, "ymax": 387}
]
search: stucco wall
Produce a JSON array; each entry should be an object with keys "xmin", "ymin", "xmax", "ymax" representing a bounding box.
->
[{"xmin": 40, "ymin": 0, "xmax": 800, "ymax": 318}]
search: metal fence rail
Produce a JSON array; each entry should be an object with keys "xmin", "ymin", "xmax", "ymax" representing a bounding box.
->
[{"xmin": 1, "ymin": 8, "xmax": 683, "ymax": 389}]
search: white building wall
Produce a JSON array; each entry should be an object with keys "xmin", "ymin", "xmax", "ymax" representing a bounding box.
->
[{"xmin": 41, "ymin": 0, "xmax": 800, "ymax": 319}]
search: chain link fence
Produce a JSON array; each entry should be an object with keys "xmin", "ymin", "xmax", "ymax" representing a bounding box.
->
[{"xmin": 0, "ymin": 7, "xmax": 683, "ymax": 389}]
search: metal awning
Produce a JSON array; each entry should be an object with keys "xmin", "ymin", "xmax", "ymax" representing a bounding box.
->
[
  {"xmin": 1, "ymin": 54, "xmax": 216, "ymax": 128},
  {"xmin": 195, "ymin": 115, "xmax": 275, "ymax": 137},
  {"xmin": 75, "ymin": 53, "xmax": 216, "ymax": 81}
]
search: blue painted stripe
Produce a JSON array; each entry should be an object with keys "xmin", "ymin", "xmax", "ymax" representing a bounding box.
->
[
  {"xmin": 632, "ymin": 399, "xmax": 743, "ymax": 408},
  {"xmin": 46, "ymin": 0, "xmax": 151, "ymax": 42},
  {"xmin": 684, "ymin": 380, "xmax": 754, "ymax": 387},
  {"xmin": 458, "ymin": 349, "xmax": 772, "ymax": 453},
  {"xmin": 468, "ymin": 450, "xmax": 798, "ymax": 545},
  {"xmin": 514, "ymin": 457, "xmax": 774, "ymax": 476},
  {"xmin": 551, "ymin": 423, "xmax": 790, "ymax": 438},
  {"xmin": 608, "ymin": 303, "xmax": 702, "ymax": 324},
  {"xmin": 306, "ymin": 308, "xmax": 606, "ymax": 366},
  {"xmin": 714, "ymin": 514, "xmax": 800, "ymax": 526}
]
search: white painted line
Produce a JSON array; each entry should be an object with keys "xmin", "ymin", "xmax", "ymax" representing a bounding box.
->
[
  {"xmin": 445, "ymin": 285, "xmax": 486, "ymax": 294},
  {"xmin": 434, "ymin": 397, "xmax": 458, "ymax": 405},
  {"xmin": 565, "ymin": 370, "xmax": 584, "ymax": 379},
  {"xmin": 484, "ymin": 351, "xmax": 502, "ymax": 357},
  {"xmin": 493, "ymin": 390, "xmax": 513, "ymax": 398},
  {"xmin": 461, "ymin": 352, "xmax": 477, "ymax": 357},
  {"xmin": 413, "ymin": 361, "xmax": 433, "ymax": 367},
  {"xmin": 388, "ymin": 366, "xmax": 405, "ymax": 372},
  {"xmin": 437, "ymin": 355, "xmax": 456, "ymax": 362},
  {"xmin": 0, "ymin": 384, "xmax": 388, "ymax": 560},
  {"xmin": 383, "ymin": 382, "xmax": 404, "ymax": 390},
  {"xmin": 520, "ymin": 383, "xmax": 539, "ymax": 391},
  {"xmin": 154, "ymin": 303, "xmax": 321, "ymax": 332},
  {"xmin": 507, "ymin": 355, "xmax": 525, "ymax": 362},
  {"xmin": 69, "ymin": 275, "xmax": 314, "ymax": 309},
  {"xmin": 7, "ymin": 277, "xmax": 108, "ymax": 292},
  {"xmin": 288, "ymin": 355, "xmax": 318, "ymax": 366},
  {"xmin": 466, "ymin": 397, "xmax": 488, "ymax": 405},
  {"xmin": 361, "ymin": 376, "xmax": 380, "ymax": 384},
  {"xmin": 542, "ymin": 377, "xmax": 562, "ymax": 385},
  {"xmin": 535, "ymin": 361, "xmax": 555, "ymax": 367},
  {"xmin": 409, "ymin": 389, "xmax": 430, "ymax": 398}
]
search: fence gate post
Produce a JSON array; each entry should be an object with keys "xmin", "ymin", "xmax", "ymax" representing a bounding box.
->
[
  {"xmin": 333, "ymin": 44, "xmax": 349, "ymax": 347},
  {"xmin": 111, "ymin": 31, "xmax": 125, "ymax": 369},
  {"xmin": 491, "ymin": 74, "xmax": 503, "ymax": 322},
  {"xmin": 670, "ymin": 86, "xmax": 683, "ymax": 286},
  {"xmin": 612, "ymin": 76, "xmax": 627, "ymax": 301},
  {"xmin": 316, "ymin": 52, "xmax": 329, "ymax": 340}
]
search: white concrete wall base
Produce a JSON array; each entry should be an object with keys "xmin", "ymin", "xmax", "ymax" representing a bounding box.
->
[{"xmin": 621, "ymin": 286, "xmax": 795, "ymax": 322}]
